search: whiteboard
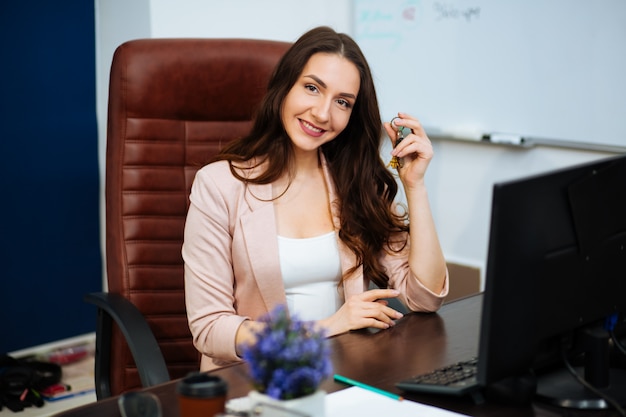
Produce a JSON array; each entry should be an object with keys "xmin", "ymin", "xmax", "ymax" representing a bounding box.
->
[{"xmin": 353, "ymin": 0, "xmax": 626, "ymax": 151}]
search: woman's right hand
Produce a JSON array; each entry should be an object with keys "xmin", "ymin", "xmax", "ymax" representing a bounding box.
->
[{"xmin": 319, "ymin": 289, "xmax": 404, "ymax": 336}]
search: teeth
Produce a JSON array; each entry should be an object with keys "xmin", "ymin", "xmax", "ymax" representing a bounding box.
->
[{"xmin": 302, "ymin": 120, "xmax": 322, "ymax": 133}]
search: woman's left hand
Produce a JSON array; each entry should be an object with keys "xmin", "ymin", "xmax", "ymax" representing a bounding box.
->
[{"xmin": 383, "ymin": 112, "xmax": 433, "ymax": 189}]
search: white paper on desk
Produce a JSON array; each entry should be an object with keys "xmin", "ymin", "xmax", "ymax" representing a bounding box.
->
[{"xmin": 326, "ymin": 387, "xmax": 469, "ymax": 417}]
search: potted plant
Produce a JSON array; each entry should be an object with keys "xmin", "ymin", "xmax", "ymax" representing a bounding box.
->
[{"xmin": 240, "ymin": 305, "xmax": 332, "ymax": 416}]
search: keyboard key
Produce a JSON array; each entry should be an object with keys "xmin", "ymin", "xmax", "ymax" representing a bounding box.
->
[{"xmin": 396, "ymin": 358, "xmax": 480, "ymax": 396}]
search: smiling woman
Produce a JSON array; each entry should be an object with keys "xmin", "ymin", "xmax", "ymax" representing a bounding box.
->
[
  {"xmin": 281, "ymin": 53, "xmax": 359, "ymax": 155},
  {"xmin": 182, "ymin": 26, "xmax": 449, "ymax": 372}
]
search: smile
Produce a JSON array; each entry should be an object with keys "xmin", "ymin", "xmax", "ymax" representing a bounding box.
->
[{"xmin": 300, "ymin": 119, "xmax": 325, "ymax": 135}]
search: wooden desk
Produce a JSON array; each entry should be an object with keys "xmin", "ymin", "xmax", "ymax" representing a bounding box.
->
[{"xmin": 53, "ymin": 295, "xmax": 618, "ymax": 417}]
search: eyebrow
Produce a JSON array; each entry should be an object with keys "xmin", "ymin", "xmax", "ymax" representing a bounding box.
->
[{"xmin": 304, "ymin": 74, "xmax": 357, "ymax": 100}]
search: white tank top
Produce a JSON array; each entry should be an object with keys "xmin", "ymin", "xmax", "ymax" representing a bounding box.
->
[{"xmin": 277, "ymin": 231, "xmax": 343, "ymax": 321}]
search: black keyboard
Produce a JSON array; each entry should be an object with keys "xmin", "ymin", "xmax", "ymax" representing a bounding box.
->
[{"xmin": 396, "ymin": 357, "xmax": 480, "ymax": 396}]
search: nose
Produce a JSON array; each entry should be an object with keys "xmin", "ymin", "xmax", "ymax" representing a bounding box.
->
[{"xmin": 311, "ymin": 99, "xmax": 331, "ymax": 123}]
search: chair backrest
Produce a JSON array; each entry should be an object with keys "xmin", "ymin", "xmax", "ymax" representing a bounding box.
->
[{"xmin": 105, "ymin": 38, "xmax": 290, "ymax": 396}]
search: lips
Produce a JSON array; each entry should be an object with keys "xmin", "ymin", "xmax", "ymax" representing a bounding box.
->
[{"xmin": 299, "ymin": 119, "xmax": 326, "ymax": 137}]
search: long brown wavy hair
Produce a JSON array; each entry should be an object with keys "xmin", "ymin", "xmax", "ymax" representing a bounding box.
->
[{"xmin": 214, "ymin": 26, "xmax": 409, "ymax": 288}]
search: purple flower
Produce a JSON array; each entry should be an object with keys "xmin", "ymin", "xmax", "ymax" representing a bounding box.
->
[{"xmin": 240, "ymin": 305, "xmax": 332, "ymax": 400}]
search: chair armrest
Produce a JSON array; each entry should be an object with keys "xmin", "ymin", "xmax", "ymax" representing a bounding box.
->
[{"xmin": 84, "ymin": 292, "xmax": 170, "ymax": 399}]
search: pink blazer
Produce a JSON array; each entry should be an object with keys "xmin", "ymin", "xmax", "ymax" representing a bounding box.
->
[{"xmin": 182, "ymin": 156, "xmax": 449, "ymax": 371}]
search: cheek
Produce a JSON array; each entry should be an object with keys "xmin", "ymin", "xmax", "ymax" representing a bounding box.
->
[
  {"xmin": 281, "ymin": 91, "xmax": 304, "ymax": 122},
  {"xmin": 280, "ymin": 95, "xmax": 294, "ymax": 127},
  {"xmin": 333, "ymin": 110, "xmax": 352, "ymax": 131}
]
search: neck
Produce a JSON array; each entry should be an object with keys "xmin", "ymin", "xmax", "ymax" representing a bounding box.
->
[
  {"xmin": 274, "ymin": 149, "xmax": 323, "ymax": 198},
  {"xmin": 292, "ymin": 148, "xmax": 321, "ymax": 176}
]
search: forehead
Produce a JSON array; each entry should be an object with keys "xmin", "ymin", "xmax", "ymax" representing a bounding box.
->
[{"xmin": 301, "ymin": 52, "xmax": 360, "ymax": 95}]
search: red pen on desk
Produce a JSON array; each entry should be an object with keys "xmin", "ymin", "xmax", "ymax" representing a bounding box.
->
[{"xmin": 41, "ymin": 383, "xmax": 71, "ymax": 397}]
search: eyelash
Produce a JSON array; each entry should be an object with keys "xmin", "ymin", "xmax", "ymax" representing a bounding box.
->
[
  {"xmin": 304, "ymin": 84, "xmax": 352, "ymax": 109},
  {"xmin": 305, "ymin": 84, "xmax": 319, "ymax": 93},
  {"xmin": 337, "ymin": 99, "xmax": 352, "ymax": 109}
]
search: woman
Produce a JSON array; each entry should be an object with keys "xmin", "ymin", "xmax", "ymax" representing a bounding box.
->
[{"xmin": 182, "ymin": 26, "xmax": 448, "ymax": 371}]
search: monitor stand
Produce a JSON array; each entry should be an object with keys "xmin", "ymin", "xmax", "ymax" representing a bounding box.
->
[
  {"xmin": 535, "ymin": 325, "xmax": 626, "ymax": 409},
  {"xmin": 536, "ymin": 367, "xmax": 626, "ymax": 409}
]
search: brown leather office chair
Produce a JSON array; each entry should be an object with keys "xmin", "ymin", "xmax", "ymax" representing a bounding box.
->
[{"xmin": 85, "ymin": 38, "xmax": 290, "ymax": 399}]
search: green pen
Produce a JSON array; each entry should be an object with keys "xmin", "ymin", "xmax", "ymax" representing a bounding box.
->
[{"xmin": 333, "ymin": 374, "xmax": 404, "ymax": 401}]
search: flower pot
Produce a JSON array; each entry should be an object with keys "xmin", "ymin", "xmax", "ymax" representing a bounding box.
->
[{"xmin": 248, "ymin": 389, "xmax": 326, "ymax": 417}]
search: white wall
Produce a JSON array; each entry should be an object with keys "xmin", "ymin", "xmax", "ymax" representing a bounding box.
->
[
  {"xmin": 95, "ymin": 1, "xmax": 618, "ymax": 289},
  {"xmin": 428, "ymin": 141, "xmax": 612, "ymax": 283},
  {"xmin": 148, "ymin": 0, "xmax": 352, "ymax": 39}
]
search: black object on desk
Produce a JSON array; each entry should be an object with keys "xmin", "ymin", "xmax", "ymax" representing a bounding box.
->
[
  {"xmin": 396, "ymin": 357, "xmax": 479, "ymax": 397},
  {"xmin": 396, "ymin": 154, "xmax": 626, "ymax": 413},
  {"xmin": 118, "ymin": 392, "xmax": 162, "ymax": 417}
]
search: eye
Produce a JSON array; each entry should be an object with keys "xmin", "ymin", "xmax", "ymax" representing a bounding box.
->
[
  {"xmin": 336, "ymin": 98, "xmax": 352, "ymax": 109},
  {"xmin": 305, "ymin": 84, "xmax": 319, "ymax": 93}
]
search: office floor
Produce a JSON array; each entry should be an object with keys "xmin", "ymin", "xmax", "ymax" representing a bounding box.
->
[{"xmin": 1, "ymin": 334, "xmax": 97, "ymax": 417}]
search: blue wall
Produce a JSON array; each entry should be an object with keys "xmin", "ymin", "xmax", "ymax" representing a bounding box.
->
[{"xmin": 0, "ymin": 1, "xmax": 102, "ymax": 352}]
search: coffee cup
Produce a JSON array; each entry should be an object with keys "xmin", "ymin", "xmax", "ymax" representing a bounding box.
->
[{"xmin": 176, "ymin": 372, "xmax": 228, "ymax": 417}]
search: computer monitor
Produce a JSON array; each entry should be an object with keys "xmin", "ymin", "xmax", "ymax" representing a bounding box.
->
[{"xmin": 477, "ymin": 153, "xmax": 626, "ymax": 409}]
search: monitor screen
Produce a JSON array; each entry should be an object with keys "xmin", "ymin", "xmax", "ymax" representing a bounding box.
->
[{"xmin": 476, "ymin": 153, "xmax": 626, "ymax": 408}]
